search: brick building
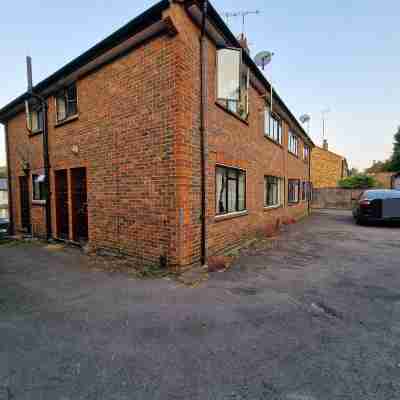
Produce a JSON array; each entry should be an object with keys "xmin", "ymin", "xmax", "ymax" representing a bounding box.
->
[
  {"xmin": 0, "ymin": 0, "xmax": 314, "ymax": 269},
  {"xmin": 311, "ymin": 140, "xmax": 349, "ymax": 188}
]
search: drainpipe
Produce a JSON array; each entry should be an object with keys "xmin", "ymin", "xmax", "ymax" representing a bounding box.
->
[
  {"xmin": 42, "ymin": 100, "xmax": 52, "ymax": 240},
  {"xmin": 4, "ymin": 124, "xmax": 14, "ymax": 235},
  {"xmin": 199, "ymin": 0, "xmax": 208, "ymax": 266},
  {"xmin": 27, "ymin": 57, "xmax": 52, "ymax": 240},
  {"xmin": 28, "ymin": 94, "xmax": 52, "ymax": 240}
]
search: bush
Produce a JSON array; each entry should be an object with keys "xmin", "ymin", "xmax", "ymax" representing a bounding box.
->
[{"xmin": 338, "ymin": 174, "xmax": 377, "ymax": 189}]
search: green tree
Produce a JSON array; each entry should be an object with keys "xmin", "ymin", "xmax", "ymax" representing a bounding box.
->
[
  {"xmin": 0, "ymin": 166, "xmax": 7, "ymax": 179},
  {"xmin": 389, "ymin": 126, "xmax": 400, "ymax": 172},
  {"xmin": 338, "ymin": 174, "xmax": 377, "ymax": 189},
  {"xmin": 365, "ymin": 159, "xmax": 392, "ymax": 173}
]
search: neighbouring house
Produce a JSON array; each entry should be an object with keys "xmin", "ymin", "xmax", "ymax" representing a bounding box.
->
[
  {"xmin": 0, "ymin": 0, "xmax": 314, "ymax": 270},
  {"xmin": 0, "ymin": 178, "xmax": 8, "ymax": 219},
  {"xmin": 367, "ymin": 172, "xmax": 396, "ymax": 189},
  {"xmin": 311, "ymin": 139, "xmax": 349, "ymax": 188}
]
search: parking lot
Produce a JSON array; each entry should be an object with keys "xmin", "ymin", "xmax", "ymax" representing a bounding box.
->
[{"xmin": 1, "ymin": 210, "xmax": 400, "ymax": 399}]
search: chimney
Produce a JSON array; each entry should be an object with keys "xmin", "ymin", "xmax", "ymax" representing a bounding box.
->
[
  {"xmin": 238, "ymin": 33, "xmax": 250, "ymax": 54},
  {"xmin": 323, "ymin": 139, "xmax": 329, "ymax": 150}
]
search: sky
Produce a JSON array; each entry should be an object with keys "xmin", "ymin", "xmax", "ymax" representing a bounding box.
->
[{"xmin": 0, "ymin": 0, "xmax": 399, "ymax": 170}]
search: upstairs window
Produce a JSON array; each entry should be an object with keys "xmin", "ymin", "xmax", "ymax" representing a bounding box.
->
[
  {"xmin": 56, "ymin": 84, "xmax": 78, "ymax": 123},
  {"xmin": 31, "ymin": 109, "xmax": 44, "ymax": 133},
  {"xmin": 25, "ymin": 100, "xmax": 44, "ymax": 133},
  {"xmin": 288, "ymin": 130, "xmax": 299, "ymax": 156},
  {"xmin": 288, "ymin": 179, "xmax": 300, "ymax": 204},
  {"xmin": 264, "ymin": 107, "xmax": 282, "ymax": 144},
  {"xmin": 216, "ymin": 166, "xmax": 246, "ymax": 215},
  {"xmin": 217, "ymin": 48, "xmax": 249, "ymax": 119},
  {"xmin": 303, "ymin": 145, "xmax": 310, "ymax": 161},
  {"xmin": 32, "ymin": 174, "xmax": 46, "ymax": 201},
  {"xmin": 264, "ymin": 176, "xmax": 283, "ymax": 207}
]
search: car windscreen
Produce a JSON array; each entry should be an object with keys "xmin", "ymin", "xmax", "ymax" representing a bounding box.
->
[{"xmin": 365, "ymin": 191, "xmax": 400, "ymax": 200}]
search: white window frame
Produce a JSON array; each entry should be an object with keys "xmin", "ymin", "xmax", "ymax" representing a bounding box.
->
[
  {"xmin": 288, "ymin": 179, "xmax": 300, "ymax": 204},
  {"xmin": 264, "ymin": 107, "xmax": 282, "ymax": 144},
  {"xmin": 216, "ymin": 165, "xmax": 247, "ymax": 216},
  {"xmin": 26, "ymin": 106, "xmax": 44, "ymax": 134},
  {"xmin": 217, "ymin": 48, "xmax": 249, "ymax": 119},
  {"xmin": 264, "ymin": 176, "xmax": 283, "ymax": 208},
  {"xmin": 32, "ymin": 174, "xmax": 46, "ymax": 202},
  {"xmin": 288, "ymin": 131, "xmax": 299, "ymax": 156},
  {"xmin": 55, "ymin": 83, "xmax": 78, "ymax": 123}
]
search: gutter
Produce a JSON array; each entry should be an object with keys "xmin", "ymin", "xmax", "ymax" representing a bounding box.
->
[
  {"xmin": 199, "ymin": 0, "xmax": 208, "ymax": 266},
  {"xmin": 4, "ymin": 124, "xmax": 14, "ymax": 235}
]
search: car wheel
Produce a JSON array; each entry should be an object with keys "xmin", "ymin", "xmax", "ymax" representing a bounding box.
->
[{"xmin": 355, "ymin": 216, "xmax": 366, "ymax": 226}]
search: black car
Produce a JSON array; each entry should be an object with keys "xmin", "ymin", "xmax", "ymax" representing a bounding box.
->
[{"xmin": 353, "ymin": 190, "xmax": 400, "ymax": 225}]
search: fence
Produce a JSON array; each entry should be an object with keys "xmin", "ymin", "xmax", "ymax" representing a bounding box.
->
[{"xmin": 311, "ymin": 188, "xmax": 364, "ymax": 210}]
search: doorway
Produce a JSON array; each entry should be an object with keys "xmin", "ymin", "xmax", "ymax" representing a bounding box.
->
[
  {"xmin": 55, "ymin": 170, "xmax": 69, "ymax": 240},
  {"xmin": 71, "ymin": 168, "xmax": 88, "ymax": 243},
  {"xmin": 19, "ymin": 176, "xmax": 31, "ymax": 233}
]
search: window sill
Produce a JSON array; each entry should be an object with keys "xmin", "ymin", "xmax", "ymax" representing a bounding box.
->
[
  {"xmin": 288, "ymin": 151, "xmax": 300, "ymax": 159},
  {"xmin": 28, "ymin": 129, "xmax": 43, "ymax": 137},
  {"xmin": 215, "ymin": 102, "xmax": 249, "ymax": 126},
  {"xmin": 264, "ymin": 134, "xmax": 283, "ymax": 148},
  {"xmin": 55, "ymin": 114, "xmax": 79, "ymax": 128},
  {"xmin": 215, "ymin": 210, "xmax": 248, "ymax": 222},
  {"xmin": 264, "ymin": 204, "xmax": 283, "ymax": 211},
  {"xmin": 288, "ymin": 201, "xmax": 300, "ymax": 206},
  {"xmin": 32, "ymin": 200, "xmax": 46, "ymax": 206}
]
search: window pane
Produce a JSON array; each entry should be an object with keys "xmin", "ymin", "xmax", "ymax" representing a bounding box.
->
[
  {"xmin": 217, "ymin": 48, "xmax": 241, "ymax": 101},
  {"xmin": 31, "ymin": 111, "xmax": 38, "ymax": 131},
  {"xmin": 37, "ymin": 110, "xmax": 43, "ymax": 131},
  {"xmin": 228, "ymin": 178, "xmax": 237, "ymax": 213},
  {"xmin": 57, "ymin": 95, "xmax": 67, "ymax": 121},
  {"xmin": 227, "ymin": 100, "xmax": 237, "ymax": 113},
  {"xmin": 265, "ymin": 108, "xmax": 270, "ymax": 135},
  {"xmin": 238, "ymin": 172, "xmax": 245, "ymax": 211},
  {"xmin": 216, "ymin": 167, "xmax": 227, "ymax": 214}
]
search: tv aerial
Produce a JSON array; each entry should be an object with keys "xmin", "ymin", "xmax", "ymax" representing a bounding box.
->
[{"xmin": 223, "ymin": 10, "xmax": 261, "ymax": 34}]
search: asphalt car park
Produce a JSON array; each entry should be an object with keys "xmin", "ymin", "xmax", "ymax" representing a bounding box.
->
[{"xmin": 1, "ymin": 209, "xmax": 400, "ymax": 399}]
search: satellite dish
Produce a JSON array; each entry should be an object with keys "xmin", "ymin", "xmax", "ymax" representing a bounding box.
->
[
  {"xmin": 300, "ymin": 114, "xmax": 311, "ymax": 124},
  {"xmin": 254, "ymin": 51, "xmax": 274, "ymax": 70}
]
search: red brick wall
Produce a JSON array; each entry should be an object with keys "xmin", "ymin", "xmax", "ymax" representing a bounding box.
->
[
  {"xmin": 167, "ymin": 5, "xmax": 311, "ymax": 264},
  {"xmin": 6, "ymin": 32, "xmax": 181, "ymax": 267}
]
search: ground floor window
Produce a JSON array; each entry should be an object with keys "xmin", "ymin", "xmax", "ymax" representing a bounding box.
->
[
  {"xmin": 265, "ymin": 176, "xmax": 283, "ymax": 207},
  {"xmin": 216, "ymin": 166, "xmax": 246, "ymax": 215},
  {"xmin": 288, "ymin": 179, "xmax": 300, "ymax": 204},
  {"xmin": 32, "ymin": 174, "xmax": 46, "ymax": 201},
  {"xmin": 302, "ymin": 182, "xmax": 307, "ymax": 201},
  {"xmin": 306, "ymin": 181, "xmax": 313, "ymax": 201}
]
